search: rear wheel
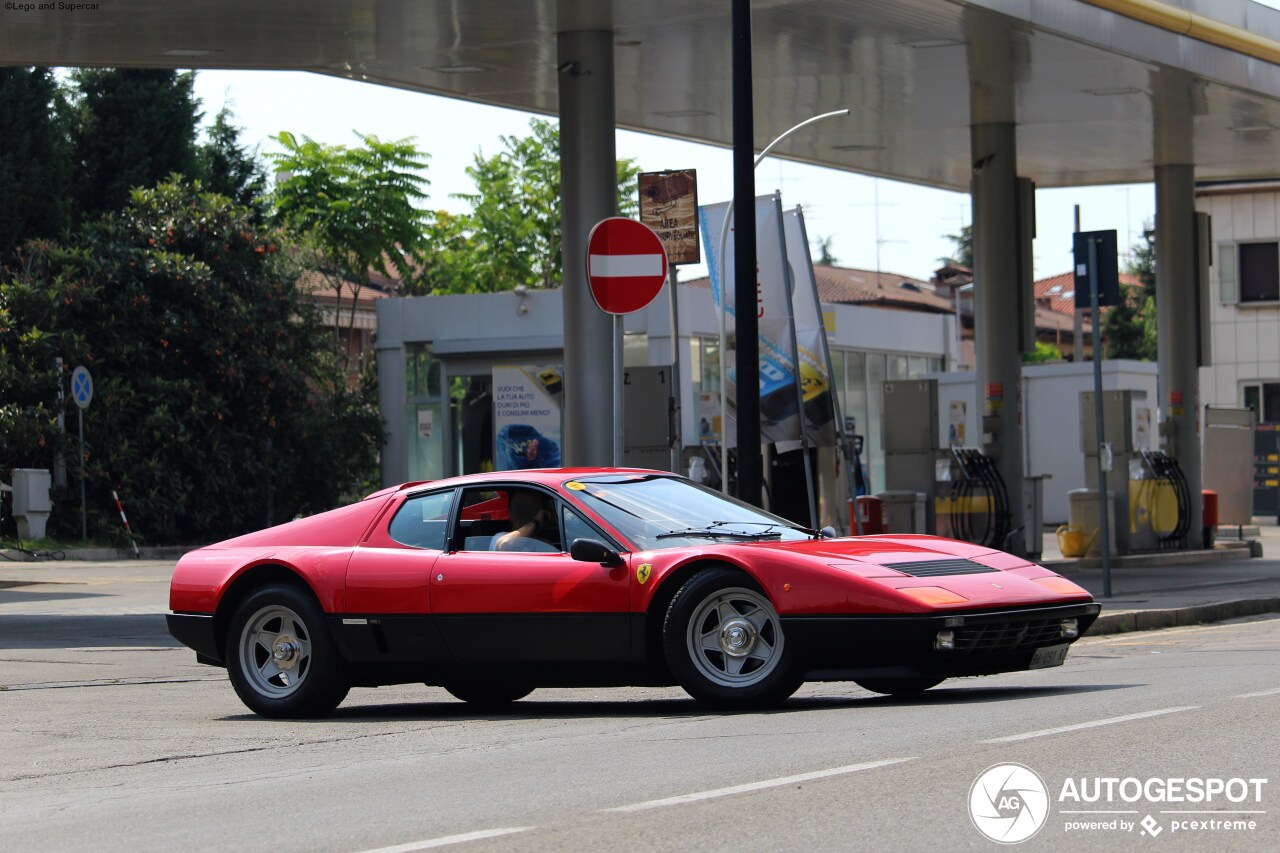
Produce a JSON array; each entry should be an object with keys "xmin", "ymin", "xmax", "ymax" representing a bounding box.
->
[
  {"xmin": 442, "ymin": 684, "xmax": 534, "ymax": 706},
  {"xmin": 663, "ymin": 567, "xmax": 801, "ymax": 709},
  {"xmin": 225, "ymin": 583, "xmax": 349, "ymax": 719},
  {"xmin": 854, "ymin": 676, "xmax": 943, "ymax": 695}
]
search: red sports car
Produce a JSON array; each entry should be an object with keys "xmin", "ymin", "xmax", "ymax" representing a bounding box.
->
[{"xmin": 168, "ymin": 468, "xmax": 1100, "ymax": 718}]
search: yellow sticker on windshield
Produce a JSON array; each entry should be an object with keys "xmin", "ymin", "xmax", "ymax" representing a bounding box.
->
[
  {"xmin": 565, "ymin": 481, "xmax": 585, "ymax": 491},
  {"xmin": 636, "ymin": 563, "xmax": 652, "ymax": 585}
]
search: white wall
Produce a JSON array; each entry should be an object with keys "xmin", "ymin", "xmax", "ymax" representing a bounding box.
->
[
  {"xmin": 928, "ymin": 362, "xmax": 1158, "ymax": 525},
  {"xmin": 1197, "ymin": 187, "xmax": 1280, "ymax": 409},
  {"xmin": 1022, "ymin": 361, "xmax": 1158, "ymax": 524}
]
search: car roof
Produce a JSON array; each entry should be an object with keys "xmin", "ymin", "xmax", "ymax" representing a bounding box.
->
[{"xmin": 385, "ymin": 467, "xmax": 672, "ymax": 497}]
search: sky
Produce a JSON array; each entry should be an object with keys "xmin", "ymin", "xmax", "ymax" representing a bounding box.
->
[{"xmin": 192, "ymin": 69, "xmax": 1155, "ymax": 285}]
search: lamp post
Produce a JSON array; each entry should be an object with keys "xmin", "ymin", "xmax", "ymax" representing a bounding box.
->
[{"xmin": 715, "ymin": 108, "xmax": 850, "ymax": 497}]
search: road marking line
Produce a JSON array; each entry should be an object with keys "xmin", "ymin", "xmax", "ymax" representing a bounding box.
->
[
  {"xmin": 1236, "ymin": 687, "xmax": 1280, "ymax": 698},
  {"xmin": 352, "ymin": 827, "xmax": 533, "ymax": 853},
  {"xmin": 982, "ymin": 706, "xmax": 1199, "ymax": 743},
  {"xmin": 601, "ymin": 757, "xmax": 914, "ymax": 813}
]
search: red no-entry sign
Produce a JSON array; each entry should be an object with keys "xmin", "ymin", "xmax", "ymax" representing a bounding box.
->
[{"xmin": 586, "ymin": 217, "xmax": 668, "ymax": 315}]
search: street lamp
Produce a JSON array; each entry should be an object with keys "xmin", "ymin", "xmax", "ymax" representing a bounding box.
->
[{"xmin": 715, "ymin": 108, "xmax": 851, "ymax": 496}]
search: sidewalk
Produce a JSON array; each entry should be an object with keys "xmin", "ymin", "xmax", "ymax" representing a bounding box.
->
[{"xmin": 1039, "ymin": 517, "xmax": 1280, "ymax": 635}]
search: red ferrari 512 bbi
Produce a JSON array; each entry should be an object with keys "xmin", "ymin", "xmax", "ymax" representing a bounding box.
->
[{"xmin": 168, "ymin": 468, "xmax": 1100, "ymax": 718}]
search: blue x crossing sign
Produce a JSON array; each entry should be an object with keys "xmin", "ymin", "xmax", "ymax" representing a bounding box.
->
[{"xmin": 71, "ymin": 365, "xmax": 93, "ymax": 410}]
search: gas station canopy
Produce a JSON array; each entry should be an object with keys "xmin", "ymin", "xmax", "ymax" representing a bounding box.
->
[{"xmin": 5, "ymin": 0, "xmax": 1280, "ymax": 190}]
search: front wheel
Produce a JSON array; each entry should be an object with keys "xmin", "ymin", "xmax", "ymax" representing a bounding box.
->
[
  {"xmin": 663, "ymin": 567, "xmax": 801, "ymax": 709},
  {"xmin": 225, "ymin": 583, "xmax": 349, "ymax": 719}
]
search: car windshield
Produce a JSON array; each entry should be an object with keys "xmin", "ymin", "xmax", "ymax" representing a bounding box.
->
[{"xmin": 567, "ymin": 474, "xmax": 812, "ymax": 550}]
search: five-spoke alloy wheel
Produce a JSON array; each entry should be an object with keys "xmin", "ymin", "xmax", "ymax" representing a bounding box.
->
[
  {"xmin": 225, "ymin": 583, "xmax": 349, "ymax": 718},
  {"xmin": 664, "ymin": 567, "xmax": 801, "ymax": 708}
]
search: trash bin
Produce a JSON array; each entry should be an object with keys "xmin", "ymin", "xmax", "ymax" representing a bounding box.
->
[
  {"xmin": 1067, "ymin": 488, "xmax": 1116, "ymax": 557},
  {"xmin": 851, "ymin": 496, "xmax": 886, "ymax": 535},
  {"xmin": 1202, "ymin": 489, "xmax": 1218, "ymax": 550},
  {"xmin": 878, "ymin": 490, "xmax": 927, "ymax": 534}
]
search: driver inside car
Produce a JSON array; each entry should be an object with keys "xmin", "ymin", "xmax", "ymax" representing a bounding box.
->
[{"xmin": 492, "ymin": 490, "xmax": 558, "ymax": 552}]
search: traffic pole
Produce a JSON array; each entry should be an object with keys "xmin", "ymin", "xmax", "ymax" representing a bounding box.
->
[{"xmin": 112, "ymin": 489, "xmax": 140, "ymax": 558}]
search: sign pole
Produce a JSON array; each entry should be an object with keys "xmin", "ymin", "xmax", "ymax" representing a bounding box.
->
[
  {"xmin": 614, "ymin": 313, "xmax": 623, "ymax": 467},
  {"xmin": 70, "ymin": 365, "xmax": 93, "ymax": 543},
  {"xmin": 78, "ymin": 406, "xmax": 86, "ymax": 542},
  {"xmin": 1088, "ymin": 235, "xmax": 1113, "ymax": 598},
  {"xmin": 667, "ymin": 264, "xmax": 683, "ymax": 474}
]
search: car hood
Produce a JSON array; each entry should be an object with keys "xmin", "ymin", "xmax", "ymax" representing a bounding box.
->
[
  {"xmin": 752, "ymin": 533, "xmax": 1008, "ymax": 568},
  {"xmin": 715, "ymin": 534, "xmax": 1089, "ymax": 612}
]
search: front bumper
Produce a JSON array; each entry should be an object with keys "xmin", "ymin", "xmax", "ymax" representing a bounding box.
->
[
  {"xmin": 782, "ymin": 601, "xmax": 1101, "ymax": 681},
  {"xmin": 167, "ymin": 612, "xmax": 222, "ymax": 665}
]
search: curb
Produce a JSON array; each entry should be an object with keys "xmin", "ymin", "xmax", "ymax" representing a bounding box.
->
[
  {"xmin": 1087, "ymin": 597, "xmax": 1280, "ymax": 636},
  {"xmin": 1043, "ymin": 544, "xmax": 1254, "ymax": 571},
  {"xmin": 0, "ymin": 546, "xmax": 192, "ymax": 562}
]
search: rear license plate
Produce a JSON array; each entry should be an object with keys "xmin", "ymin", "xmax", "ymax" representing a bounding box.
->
[{"xmin": 1029, "ymin": 643, "xmax": 1070, "ymax": 669}]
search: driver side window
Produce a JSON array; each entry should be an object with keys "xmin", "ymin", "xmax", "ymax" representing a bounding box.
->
[{"xmin": 456, "ymin": 487, "xmax": 563, "ymax": 553}]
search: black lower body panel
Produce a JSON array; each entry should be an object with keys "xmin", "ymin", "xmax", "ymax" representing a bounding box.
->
[
  {"xmin": 327, "ymin": 613, "xmax": 652, "ymax": 688},
  {"xmin": 782, "ymin": 602, "xmax": 1102, "ymax": 681},
  {"xmin": 167, "ymin": 612, "xmax": 221, "ymax": 664}
]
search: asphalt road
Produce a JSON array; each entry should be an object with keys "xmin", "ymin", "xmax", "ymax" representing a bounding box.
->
[{"xmin": 1, "ymin": 562, "xmax": 1277, "ymax": 852}]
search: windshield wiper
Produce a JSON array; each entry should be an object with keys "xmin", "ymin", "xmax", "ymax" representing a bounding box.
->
[
  {"xmin": 656, "ymin": 524, "xmax": 783, "ymax": 541},
  {"xmin": 719, "ymin": 519, "xmax": 834, "ymax": 540}
]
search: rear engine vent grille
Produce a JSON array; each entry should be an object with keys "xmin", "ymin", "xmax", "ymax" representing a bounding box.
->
[
  {"xmin": 882, "ymin": 559, "xmax": 998, "ymax": 577},
  {"xmin": 953, "ymin": 618, "xmax": 1063, "ymax": 653}
]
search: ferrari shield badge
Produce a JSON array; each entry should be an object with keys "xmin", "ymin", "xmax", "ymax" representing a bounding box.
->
[{"xmin": 636, "ymin": 563, "xmax": 652, "ymax": 585}]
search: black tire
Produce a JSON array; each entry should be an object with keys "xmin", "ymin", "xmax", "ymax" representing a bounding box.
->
[
  {"xmin": 442, "ymin": 684, "xmax": 534, "ymax": 705},
  {"xmin": 224, "ymin": 582, "xmax": 349, "ymax": 719},
  {"xmin": 854, "ymin": 676, "xmax": 944, "ymax": 695},
  {"xmin": 663, "ymin": 566, "xmax": 802, "ymax": 709}
]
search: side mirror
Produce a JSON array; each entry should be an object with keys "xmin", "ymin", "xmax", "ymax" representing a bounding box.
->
[
  {"xmin": 819, "ymin": 526, "xmax": 838, "ymax": 539},
  {"xmin": 570, "ymin": 538, "xmax": 624, "ymax": 568}
]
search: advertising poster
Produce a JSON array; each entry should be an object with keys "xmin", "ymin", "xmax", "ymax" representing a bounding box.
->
[
  {"xmin": 493, "ymin": 365, "xmax": 563, "ymax": 470},
  {"xmin": 638, "ymin": 170, "xmax": 700, "ymax": 265}
]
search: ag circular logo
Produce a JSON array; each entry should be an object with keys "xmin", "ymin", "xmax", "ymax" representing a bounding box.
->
[{"xmin": 969, "ymin": 763, "xmax": 1051, "ymax": 844}]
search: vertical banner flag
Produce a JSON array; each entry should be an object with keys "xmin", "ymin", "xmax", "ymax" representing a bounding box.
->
[
  {"xmin": 782, "ymin": 206, "xmax": 839, "ymax": 447},
  {"xmin": 493, "ymin": 365, "xmax": 564, "ymax": 470},
  {"xmin": 700, "ymin": 196, "xmax": 824, "ymax": 445}
]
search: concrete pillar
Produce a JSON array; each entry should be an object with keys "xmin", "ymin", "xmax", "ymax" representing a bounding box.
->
[
  {"xmin": 1154, "ymin": 163, "xmax": 1203, "ymax": 548},
  {"xmin": 557, "ymin": 30, "xmax": 617, "ymax": 466},
  {"xmin": 970, "ymin": 121, "xmax": 1026, "ymax": 555},
  {"xmin": 376, "ymin": 339, "xmax": 407, "ymax": 488}
]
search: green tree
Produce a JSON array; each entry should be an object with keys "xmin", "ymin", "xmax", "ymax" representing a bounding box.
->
[
  {"xmin": 0, "ymin": 68, "xmax": 72, "ymax": 262},
  {"xmin": 197, "ymin": 106, "xmax": 267, "ymax": 216},
  {"xmin": 68, "ymin": 69, "xmax": 202, "ymax": 224},
  {"xmin": 435, "ymin": 118, "xmax": 641, "ymax": 294},
  {"xmin": 814, "ymin": 235, "xmax": 838, "ymax": 265},
  {"xmin": 939, "ymin": 224, "xmax": 973, "ymax": 268},
  {"xmin": 0, "ymin": 179, "xmax": 382, "ymax": 544},
  {"xmin": 1022, "ymin": 341, "xmax": 1064, "ymax": 363},
  {"xmin": 270, "ymin": 132, "xmax": 430, "ymax": 370},
  {"xmin": 1103, "ymin": 226, "xmax": 1157, "ymax": 360}
]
